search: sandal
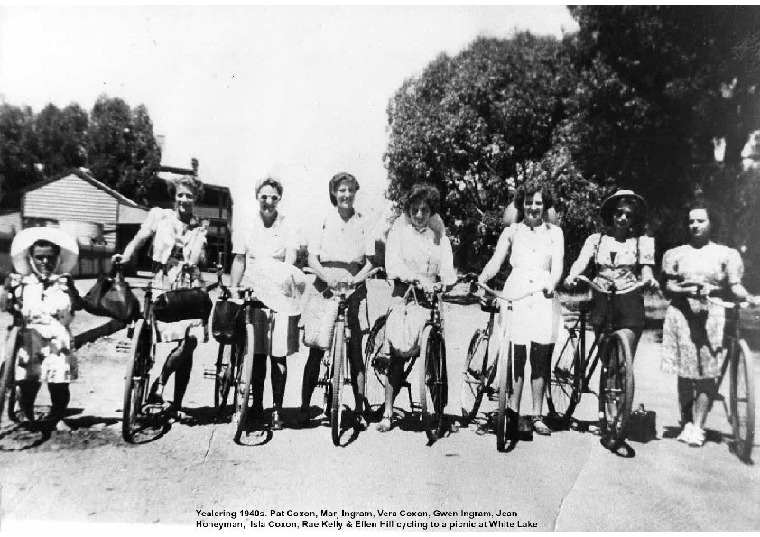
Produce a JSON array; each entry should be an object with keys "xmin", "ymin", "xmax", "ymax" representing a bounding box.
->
[
  {"xmin": 376, "ymin": 415, "xmax": 392, "ymax": 433},
  {"xmin": 531, "ymin": 416, "xmax": 552, "ymax": 436},
  {"xmin": 355, "ymin": 414, "xmax": 368, "ymax": 431}
]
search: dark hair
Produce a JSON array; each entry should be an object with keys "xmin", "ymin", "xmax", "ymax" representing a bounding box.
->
[
  {"xmin": 513, "ymin": 180, "xmax": 554, "ymax": 222},
  {"xmin": 168, "ymin": 176, "xmax": 204, "ymax": 199},
  {"xmin": 30, "ymin": 239, "xmax": 61, "ymax": 257},
  {"xmin": 685, "ymin": 201, "xmax": 719, "ymax": 235},
  {"xmin": 328, "ymin": 172, "xmax": 360, "ymax": 206},
  {"xmin": 256, "ymin": 177, "xmax": 284, "ymax": 197},
  {"xmin": 403, "ymin": 183, "xmax": 440, "ymax": 216}
]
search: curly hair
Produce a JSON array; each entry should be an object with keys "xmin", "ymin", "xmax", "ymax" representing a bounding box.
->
[
  {"xmin": 403, "ymin": 183, "xmax": 440, "ymax": 216},
  {"xmin": 513, "ymin": 180, "xmax": 554, "ymax": 222},
  {"xmin": 256, "ymin": 177, "xmax": 284, "ymax": 197},
  {"xmin": 168, "ymin": 175, "xmax": 204, "ymax": 200}
]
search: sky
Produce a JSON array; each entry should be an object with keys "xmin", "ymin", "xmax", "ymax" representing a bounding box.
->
[{"xmin": 0, "ymin": 5, "xmax": 578, "ymax": 234}]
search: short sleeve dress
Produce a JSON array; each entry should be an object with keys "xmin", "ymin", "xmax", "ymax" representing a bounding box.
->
[
  {"xmin": 232, "ymin": 213, "xmax": 302, "ymax": 357},
  {"xmin": 13, "ymin": 273, "xmax": 78, "ymax": 383},
  {"xmin": 661, "ymin": 243, "xmax": 744, "ymax": 379}
]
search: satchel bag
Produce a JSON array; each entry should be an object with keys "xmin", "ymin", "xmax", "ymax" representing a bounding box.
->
[
  {"xmin": 384, "ymin": 289, "xmax": 429, "ymax": 358},
  {"xmin": 82, "ymin": 267, "xmax": 140, "ymax": 323},
  {"xmin": 211, "ymin": 299, "xmax": 242, "ymax": 343},
  {"xmin": 302, "ymin": 292, "xmax": 340, "ymax": 349},
  {"xmin": 153, "ymin": 288, "xmax": 213, "ymax": 323},
  {"xmin": 627, "ymin": 403, "xmax": 657, "ymax": 443}
]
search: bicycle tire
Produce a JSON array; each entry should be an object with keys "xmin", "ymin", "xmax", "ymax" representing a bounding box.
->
[
  {"xmin": 215, "ymin": 342, "xmax": 236, "ymax": 416},
  {"xmin": 330, "ymin": 320, "xmax": 346, "ymax": 446},
  {"xmin": 234, "ymin": 324, "xmax": 255, "ymax": 443},
  {"xmin": 461, "ymin": 329, "xmax": 489, "ymax": 422},
  {"xmin": 730, "ymin": 339, "xmax": 755, "ymax": 462},
  {"xmin": 0, "ymin": 327, "xmax": 20, "ymax": 427},
  {"xmin": 547, "ymin": 326, "xmax": 581, "ymax": 421},
  {"xmin": 122, "ymin": 320, "xmax": 151, "ymax": 443},
  {"xmin": 496, "ymin": 343, "xmax": 513, "ymax": 452},
  {"xmin": 419, "ymin": 325, "xmax": 444, "ymax": 443},
  {"xmin": 363, "ymin": 314, "xmax": 388, "ymax": 410},
  {"xmin": 598, "ymin": 328, "xmax": 635, "ymax": 450}
]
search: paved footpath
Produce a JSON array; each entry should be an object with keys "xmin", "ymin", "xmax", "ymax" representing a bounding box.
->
[{"xmin": 0, "ymin": 279, "xmax": 757, "ymax": 534}]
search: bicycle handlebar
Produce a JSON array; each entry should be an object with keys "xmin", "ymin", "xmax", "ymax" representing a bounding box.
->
[
  {"xmin": 472, "ymin": 280, "xmax": 548, "ymax": 302},
  {"xmin": 571, "ymin": 275, "xmax": 646, "ymax": 295}
]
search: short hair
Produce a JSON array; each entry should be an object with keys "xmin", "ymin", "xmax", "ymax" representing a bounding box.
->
[
  {"xmin": 256, "ymin": 177, "xmax": 284, "ymax": 197},
  {"xmin": 30, "ymin": 239, "xmax": 61, "ymax": 257},
  {"xmin": 403, "ymin": 183, "xmax": 440, "ymax": 216},
  {"xmin": 328, "ymin": 172, "xmax": 360, "ymax": 206},
  {"xmin": 168, "ymin": 175, "xmax": 204, "ymax": 199},
  {"xmin": 685, "ymin": 201, "xmax": 720, "ymax": 235},
  {"xmin": 513, "ymin": 180, "xmax": 554, "ymax": 221}
]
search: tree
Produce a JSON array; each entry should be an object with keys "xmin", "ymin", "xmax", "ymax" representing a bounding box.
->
[
  {"xmin": 32, "ymin": 103, "xmax": 88, "ymax": 177},
  {"xmin": 385, "ymin": 33, "xmax": 598, "ymax": 269},
  {"xmin": 0, "ymin": 103, "xmax": 41, "ymax": 208},
  {"xmin": 88, "ymin": 95, "xmax": 161, "ymax": 203},
  {"xmin": 385, "ymin": 33, "xmax": 595, "ymax": 268}
]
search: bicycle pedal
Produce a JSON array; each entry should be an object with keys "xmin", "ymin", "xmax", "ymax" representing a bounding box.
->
[
  {"xmin": 116, "ymin": 340, "xmax": 132, "ymax": 353},
  {"xmin": 202, "ymin": 369, "xmax": 217, "ymax": 379}
]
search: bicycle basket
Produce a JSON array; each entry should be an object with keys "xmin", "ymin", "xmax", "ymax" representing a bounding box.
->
[{"xmin": 153, "ymin": 288, "xmax": 212, "ymax": 323}]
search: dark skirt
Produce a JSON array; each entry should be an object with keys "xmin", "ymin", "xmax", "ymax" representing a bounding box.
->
[{"xmin": 589, "ymin": 290, "xmax": 645, "ymax": 330}]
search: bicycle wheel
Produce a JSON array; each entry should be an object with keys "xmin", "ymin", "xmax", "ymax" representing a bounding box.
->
[
  {"xmin": 122, "ymin": 320, "xmax": 151, "ymax": 443},
  {"xmin": 234, "ymin": 324, "xmax": 255, "ymax": 442},
  {"xmin": 546, "ymin": 325, "xmax": 582, "ymax": 421},
  {"xmin": 0, "ymin": 327, "xmax": 21, "ymax": 427},
  {"xmin": 215, "ymin": 341, "xmax": 237, "ymax": 416},
  {"xmin": 598, "ymin": 328, "xmax": 635, "ymax": 450},
  {"xmin": 495, "ymin": 343, "xmax": 514, "ymax": 452},
  {"xmin": 330, "ymin": 320, "xmax": 346, "ymax": 446},
  {"xmin": 460, "ymin": 329, "xmax": 490, "ymax": 423},
  {"xmin": 363, "ymin": 314, "xmax": 388, "ymax": 411},
  {"xmin": 730, "ymin": 339, "xmax": 755, "ymax": 462},
  {"xmin": 419, "ymin": 325, "xmax": 445, "ymax": 443}
]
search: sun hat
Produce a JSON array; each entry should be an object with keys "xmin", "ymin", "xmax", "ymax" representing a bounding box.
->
[
  {"xmin": 328, "ymin": 172, "xmax": 360, "ymax": 206},
  {"xmin": 600, "ymin": 189, "xmax": 648, "ymax": 227},
  {"xmin": 11, "ymin": 226, "xmax": 79, "ymax": 275}
]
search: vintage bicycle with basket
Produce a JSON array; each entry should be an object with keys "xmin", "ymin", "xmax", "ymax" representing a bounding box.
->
[
  {"xmin": 546, "ymin": 275, "xmax": 647, "ymax": 451},
  {"xmin": 365, "ymin": 275, "xmax": 468, "ymax": 444},
  {"xmin": 121, "ymin": 262, "xmax": 212, "ymax": 443},
  {"xmin": 304, "ymin": 267, "xmax": 380, "ymax": 445}
]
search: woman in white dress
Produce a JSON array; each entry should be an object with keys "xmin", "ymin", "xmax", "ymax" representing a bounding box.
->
[
  {"xmin": 230, "ymin": 177, "xmax": 302, "ymax": 430},
  {"xmin": 478, "ymin": 181, "xmax": 564, "ymax": 436}
]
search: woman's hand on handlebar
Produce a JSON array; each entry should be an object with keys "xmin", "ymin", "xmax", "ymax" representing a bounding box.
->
[{"xmin": 564, "ymin": 274, "xmax": 580, "ymax": 290}]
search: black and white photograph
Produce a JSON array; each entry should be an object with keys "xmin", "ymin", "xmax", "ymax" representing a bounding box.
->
[{"xmin": 0, "ymin": 4, "xmax": 758, "ymax": 534}]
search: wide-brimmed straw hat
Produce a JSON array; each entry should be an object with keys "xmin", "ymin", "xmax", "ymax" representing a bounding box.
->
[
  {"xmin": 600, "ymin": 189, "xmax": 648, "ymax": 227},
  {"xmin": 11, "ymin": 226, "xmax": 79, "ymax": 276}
]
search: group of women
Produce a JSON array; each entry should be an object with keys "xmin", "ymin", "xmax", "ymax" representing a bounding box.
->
[{"xmin": 10, "ymin": 168, "xmax": 753, "ymax": 450}]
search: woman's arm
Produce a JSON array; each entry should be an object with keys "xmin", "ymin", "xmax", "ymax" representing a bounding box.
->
[
  {"xmin": 119, "ymin": 225, "xmax": 153, "ymax": 263},
  {"xmin": 352, "ymin": 259, "xmax": 375, "ymax": 285},
  {"xmin": 479, "ymin": 226, "xmax": 513, "ymax": 284},
  {"xmin": 230, "ymin": 254, "xmax": 246, "ymax": 287},
  {"xmin": 547, "ymin": 226, "xmax": 565, "ymax": 293},
  {"xmin": 385, "ymin": 226, "xmax": 416, "ymax": 282},
  {"xmin": 564, "ymin": 234, "xmax": 597, "ymax": 286}
]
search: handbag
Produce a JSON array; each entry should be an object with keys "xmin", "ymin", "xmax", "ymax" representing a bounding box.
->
[
  {"xmin": 384, "ymin": 289, "xmax": 429, "ymax": 358},
  {"xmin": 302, "ymin": 292, "xmax": 340, "ymax": 349},
  {"xmin": 82, "ymin": 267, "xmax": 140, "ymax": 323},
  {"xmin": 211, "ymin": 299, "xmax": 242, "ymax": 343},
  {"xmin": 627, "ymin": 403, "xmax": 657, "ymax": 443},
  {"xmin": 153, "ymin": 288, "xmax": 213, "ymax": 323}
]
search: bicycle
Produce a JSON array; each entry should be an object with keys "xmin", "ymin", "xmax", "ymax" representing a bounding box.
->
[
  {"xmin": 468, "ymin": 279, "xmax": 546, "ymax": 451},
  {"xmin": 547, "ymin": 275, "xmax": 647, "ymax": 451},
  {"xmin": 0, "ymin": 275, "xmax": 31, "ymax": 428},
  {"xmin": 307, "ymin": 268, "xmax": 379, "ymax": 446},
  {"xmin": 459, "ymin": 289, "xmax": 500, "ymax": 425},
  {"xmin": 121, "ymin": 262, "xmax": 207, "ymax": 443},
  {"xmin": 683, "ymin": 284, "xmax": 756, "ymax": 462}
]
